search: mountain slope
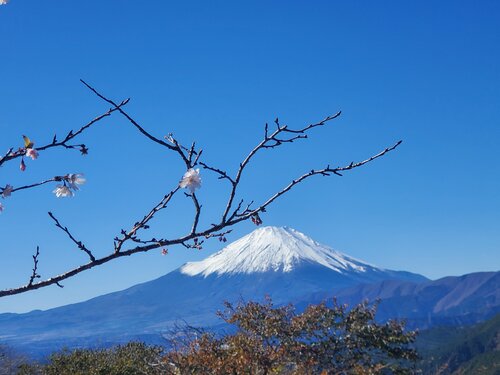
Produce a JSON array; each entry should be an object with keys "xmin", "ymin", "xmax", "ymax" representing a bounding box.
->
[
  {"xmin": 181, "ymin": 226, "xmax": 374, "ymax": 275},
  {"xmin": 330, "ymin": 271, "xmax": 500, "ymax": 328},
  {"xmin": 0, "ymin": 226, "xmax": 426, "ymax": 357},
  {"xmin": 417, "ymin": 313, "xmax": 500, "ymax": 374}
]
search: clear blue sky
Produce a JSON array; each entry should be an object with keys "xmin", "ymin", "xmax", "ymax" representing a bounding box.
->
[{"xmin": 0, "ymin": 1, "xmax": 499, "ymax": 313}]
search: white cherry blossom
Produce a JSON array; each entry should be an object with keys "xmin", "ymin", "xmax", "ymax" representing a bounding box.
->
[
  {"xmin": 66, "ymin": 173, "xmax": 86, "ymax": 191},
  {"xmin": 53, "ymin": 185, "xmax": 74, "ymax": 198},
  {"xmin": 2, "ymin": 184, "xmax": 13, "ymax": 198},
  {"xmin": 179, "ymin": 168, "xmax": 202, "ymax": 193}
]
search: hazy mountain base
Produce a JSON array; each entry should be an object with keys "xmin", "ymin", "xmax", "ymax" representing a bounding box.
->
[
  {"xmin": 0, "ymin": 227, "xmax": 497, "ymax": 361},
  {"xmin": 1, "ymin": 271, "xmax": 498, "ymax": 360},
  {"xmin": 3, "ymin": 316, "xmax": 498, "ymax": 375},
  {"xmin": 0, "ymin": 237, "xmax": 426, "ymax": 358},
  {"xmin": 5, "ymin": 299, "xmax": 420, "ymax": 375}
]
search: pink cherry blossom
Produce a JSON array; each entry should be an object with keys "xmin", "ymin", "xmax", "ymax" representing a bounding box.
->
[{"xmin": 25, "ymin": 148, "xmax": 39, "ymax": 160}]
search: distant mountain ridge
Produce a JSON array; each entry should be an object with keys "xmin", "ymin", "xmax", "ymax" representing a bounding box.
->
[
  {"xmin": 0, "ymin": 226, "xmax": 496, "ymax": 359},
  {"xmin": 332, "ymin": 271, "xmax": 500, "ymax": 328}
]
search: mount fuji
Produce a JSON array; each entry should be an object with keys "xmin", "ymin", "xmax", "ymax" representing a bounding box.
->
[
  {"xmin": 180, "ymin": 226, "xmax": 424, "ymax": 283},
  {"xmin": 0, "ymin": 226, "xmax": 428, "ymax": 356}
]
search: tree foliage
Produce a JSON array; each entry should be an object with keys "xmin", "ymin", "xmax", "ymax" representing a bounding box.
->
[
  {"xmin": 164, "ymin": 298, "xmax": 418, "ymax": 374},
  {"xmin": 9, "ymin": 299, "xmax": 418, "ymax": 374},
  {"xmin": 0, "ymin": 344, "xmax": 27, "ymax": 375},
  {"xmin": 417, "ymin": 313, "xmax": 500, "ymax": 375},
  {"xmin": 16, "ymin": 342, "xmax": 164, "ymax": 375}
]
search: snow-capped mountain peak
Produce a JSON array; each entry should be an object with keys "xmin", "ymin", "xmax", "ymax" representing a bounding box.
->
[{"xmin": 180, "ymin": 226, "xmax": 378, "ymax": 277}]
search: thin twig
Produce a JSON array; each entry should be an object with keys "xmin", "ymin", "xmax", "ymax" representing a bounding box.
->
[
  {"xmin": 199, "ymin": 162, "xmax": 235, "ymax": 183},
  {"xmin": 221, "ymin": 111, "xmax": 341, "ymax": 222},
  {"xmin": 0, "ymin": 100, "xmax": 128, "ymax": 167},
  {"xmin": 7, "ymin": 176, "xmax": 67, "ymax": 196},
  {"xmin": 190, "ymin": 193, "xmax": 202, "ymax": 235},
  {"xmin": 0, "ymin": 139, "xmax": 400, "ymax": 298},
  {"xmin": 231, "ymin": 140, "xmax": 403, "ymax": 224},
  {"xmin": 48, "ymin": 212, "xmax": 96, "ymax": 262},
  {"xmin": 28, "ymin": 246, "xmax": 41, "ymax": 287},
  {"xmin": 114, "ymin": 188, "xmax": 179, "ymax": 253},
  {"xmin": 80, "ymin": 79, "xmax": 192, "ymax": 167}
]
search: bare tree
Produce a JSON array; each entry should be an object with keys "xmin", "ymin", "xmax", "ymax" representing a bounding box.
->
[{"xmin": 0, "ymin": 80, "xmax": 401, "ymax": 298}]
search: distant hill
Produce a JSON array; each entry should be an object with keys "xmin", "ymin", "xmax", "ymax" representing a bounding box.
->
[
  {"xmin": 417, "ymin": 313, "xmax": 500, "ymax": 374},
  {"xmin": 0, "ymin": 227, "xmax": 497, "ymax": 360},
  {"xmin": 329, "ymin": 271, "xmax": 500, "ymax": 329},
  {"xmin": 0, "ymin": 226, "xmax": 426, "ymax": 357}
]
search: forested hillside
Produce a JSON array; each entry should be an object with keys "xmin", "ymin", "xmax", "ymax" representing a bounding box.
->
[{"xmin": 417, "ymin": 314, "xmax": 500, "ymax": 374}]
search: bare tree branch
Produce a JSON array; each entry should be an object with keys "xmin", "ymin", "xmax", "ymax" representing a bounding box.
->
[
  {"xmin": 2, "ymin": 173, "xmax": 86, "ymax": 198},
  {"xmin": 199, "ymin": 162, "xmax": 235, "ymax": 184},
  {"xmin": 189, "ymin": 193, "xmax": 202, "ymax": 235},
  {"xmin": 221, "ymin": 111, "xmax": 342, "ymax": 222},
  {"xmin": 251, "ymin": 140, "xmax": 403, "ymax": 216},
  {"xmin": 114, "ymin": 188, "xmax": 179, "ymax": 253},
  {"xmin": 8, "ymin": 177, "xmax": 62, "ymax": 194},
  {"xmin": 80, "ymin": 79, "xmax": 193, "ymax": 168},
  {"xmin": 48, "ymin": 212, "xmax": 95, "ymax": 262},
  {"xmin": 0, "ymin": 100, "xmax": 128, "ymax": 167},
  {"xmin": 0, "ymin": 139, "xmax": 400, "ymax": 298},
  {"xmin": 0, "ymin": 83, "xmax": 402, "ymax": 299},
  {"xmin": 28, "ymin": 246, "xmax": 41, "ymax": 287}
]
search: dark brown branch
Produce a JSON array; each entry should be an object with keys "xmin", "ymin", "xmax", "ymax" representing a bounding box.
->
[
  {"xmin": 37, "ymin": 99, "xmax": 129, "ymax": 153},
  {"xmin": 203, "ymin": 229, "xmax": 232, "ymax": 241},
  {"xmin": 4, "ymin": 173, "xmax": 87, "ymax": 197},
  {"xmin": 232, "ymin": 140, "xmax": 403, "ymax": 224},
  {"xmin": 0, "ymin": 81, "xmax": 402, "ymax": 300},
  {"xmin": 0, "ymin": 100, "xmax": 128, "ymax": 167},
  {"xmin": 80, "ymin": 79, "xmax": 192, "ymax": 168},
  {"xmin": 190, "ymin": 193, "xmax": 202, "ymax": 235},
  {"xmin": 80, "ymin": 79, "xmax": 174, "ymax": 151},
  {"xmin": 199, "ymin": 162, "xmax": 235, "ymax": 183},
  {"xmin": 187, "ymin": 142, "xmax": 196, "ymax": 164},
  {"xmin": 28, "ymin": 246, "xmax": 41, "ymax": 287},
  {"xmin": 228, "ymin": 199, "xmax": 246, "ymax": 222},
  {"xmin": 261, "ymin": 134, "xmax": 307, "ymax": 148},
  {"xmin": 8, "ymin": 177, "xmax": 62, "ymax": 194},
  {"xmin": 114, "ymin": 188, "xmax": 180, "ymax": 253},
  {"xmin": 0, "ymin": 234, "xmax": 206, "ymax": 297},
  {"xmin": 221, "ymin": 111, "xmax": 342, "ymax": 222},
  {"xmin": 232, "ymin": 200, "xmax": 255, "ymax": 219},
  {"xmin": 48, "ymin": 212, "xmax": 96, "ymax": 262},
  {"xmin": 192, "ymin": 149, "xmax": 203, "ymax": 166},
  {"xmin": 0, "ymin": 139, "xmax": 401, "ymax": 298},
  {"xmin": 0, "ymin": 148, "xmax": 14, "ymax": 166}
]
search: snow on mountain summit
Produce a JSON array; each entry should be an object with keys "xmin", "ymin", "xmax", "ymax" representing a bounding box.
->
[{"xmin": 180, "ymin": 226, "xmax": 379, "ymax": 277}]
